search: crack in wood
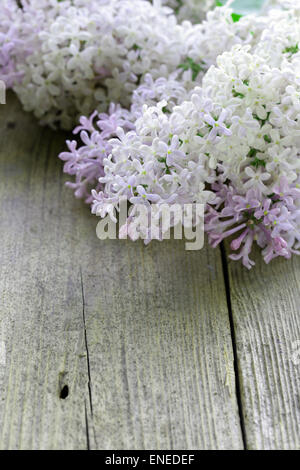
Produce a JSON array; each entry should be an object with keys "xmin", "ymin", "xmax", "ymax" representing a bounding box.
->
[
  {"xmin": 220, "ymin": 242, "xmax": 247, "ymax": 449},
  {"xmin": 84, "ymin": 401, "xmax": 90, "ymax": 450},
  {"xmin": 80, "ymin": 268, "xmax": 93, "ymax": 416}
]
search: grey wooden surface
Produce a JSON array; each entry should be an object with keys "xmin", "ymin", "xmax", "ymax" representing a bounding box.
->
[
  {"xmin": 228, "ymin": 252, "xmax": 300, "ymax": 449},
  {"xmin": 0, "ymin": 92, "xmax": 299, "ymax": 450}
]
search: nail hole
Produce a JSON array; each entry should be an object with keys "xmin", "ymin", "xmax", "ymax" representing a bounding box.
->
[
  {"xmin": 7, "ymin": 121, "xmax": 16, "ymax": 129},
  {"xmin": 60, "ymin": 385, "xmax": 69, "ymax": 399}
]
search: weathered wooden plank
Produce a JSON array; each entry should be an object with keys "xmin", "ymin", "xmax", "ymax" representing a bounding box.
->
[
  {"xmin": 81, "ymin": 238, "xmax": 245, "ymax": 449},
  {"xmin": 227, "ymin": 246, "xmax": 300, "ymax": 449},
  {"xmin": 0, "ymin": 92, "xmax": 243, "ymax": 449},
  {"xmin": 0, "ymin": 93, "xmax": 91, "ymax": 450}
]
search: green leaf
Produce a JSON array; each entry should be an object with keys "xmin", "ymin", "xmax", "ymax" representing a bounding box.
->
[
  {"xmin": 232, "ymin": 89, "xmax": 245, "ymax": 98},
  {"xmin": 253, "ymin": 111, "xmax": 271, "ymax": 127},
  {"xmin": 179, "ymin": 57, "xmax": 204, "ymax": 81},
  {"xmin": 264, "ymin": 135, "xmax": 271, "ymax": 143},
  {"xmin": 248, "ymin": 148, "xmax": 259, "ymax": 159},
  {"xmin": 231, "ymin": 13, "xmax": 243, "ymax": 22},
  {"xmin": 248, "ymin": 148, "xmax": 267, "ymax": 168},
  {"xmin": 283, "ymin": 44, "xmax": 299, "ymax": 56},
  {"xmin": 250, "ymin": 158, "xmax": 266, "ymax": 168}
]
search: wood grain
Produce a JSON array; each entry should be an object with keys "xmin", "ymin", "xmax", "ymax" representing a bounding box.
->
[
  {"xmin": 0, "ymin": 94, "xmax": 90, "ymax": 450},
  {"xmin": 81, "ymin": 240, "xmax": 244, "ymax": 450},
  {"xmin": 0, "ymin": 93, "xmax": 243, "ymax": 449},
  {"xmin": 227, "ymin": 246, "xmax": 300, "ymax": 450}
]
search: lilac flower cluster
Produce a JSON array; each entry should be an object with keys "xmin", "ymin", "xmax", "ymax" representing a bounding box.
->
[
  {"xmin": 0, "ymin": 1, "xmax": 24, "ymax": 87},
  {"xmin": 60, "ymin": 103, "xmax": 135, "ymax": 202},
  {"xmin": 60, "ymin": 1, "xmax": 300, "ymax": 268},
  {"xmin": 2, "ymin": 0, "xmax": 300, "ymax": 268},
  {"xmin": 206, "ymin": 180, "xmax": 300, "ymax": 269},
  {"xmin": 0, "ymin": 0, "xmax": 262, "ymax": 128},
  {"xmin": 162, "ymin": 0, "xmax": 216, "ymax": 23}
]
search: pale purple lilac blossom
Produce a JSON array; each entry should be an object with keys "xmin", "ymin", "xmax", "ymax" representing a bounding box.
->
[{"xmin": 205, "ymin": 179, "xmax": 300, "ymax": 269}]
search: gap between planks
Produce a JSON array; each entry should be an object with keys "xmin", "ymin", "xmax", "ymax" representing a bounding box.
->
[{"xmin": 220, "ymin": 242, "xmax": 247, "ymax": 449}]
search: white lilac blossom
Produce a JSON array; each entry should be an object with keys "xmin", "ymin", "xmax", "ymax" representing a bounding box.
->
[
  {"xmin": 2, "ymin": 0, "xmax": 182, "ymax": 128},
  {"xmin": 1, "ymin": 0, "xmax": 185, "ymax": 128},
  {"xmin": 0, "ymin": 1, "xmax": 264, "ymax": 129},
  {"xmin": 59, "ymin": 70, "xmax": 200, "ymax": 201},
  {"xmin": 162, "ymin": 0, "xmax": 216, "ymax": 23},
  {"xmin": 0, "ymin": 0, "xmax": 196, "ymax": 128},
  {"xmin": 180, "ymin": 46, "xmax": 300, "ymax": 266},
  {"xmin": 59, "ymin": 3, "xmax": 266, "ymax": 197},
  {"xmin": 253, "ymin": 7, "xmax": 300, "ymax": 69},
  {"xmin": 68, "ymin": 43, "xmax": 300, "ymax": 268}
]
